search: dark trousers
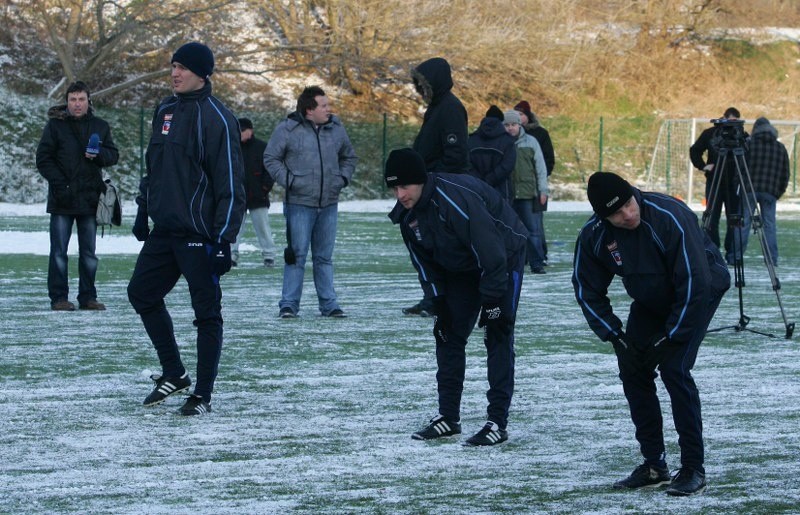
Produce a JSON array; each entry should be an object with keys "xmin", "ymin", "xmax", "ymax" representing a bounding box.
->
[
  {"xmin": 127, "ymin": 233, "xmax": 224, "ymax": 403},
  {"xmin": 435, "ymin": 251, "xmax": 525, "ymax": 429},
  {"xmin": 704, "ymin": 172, "xmax": 738, "ymax": 254},
  {"xmin": 617, "ymin": 288, "xmax": 724, "ymax": 472}
]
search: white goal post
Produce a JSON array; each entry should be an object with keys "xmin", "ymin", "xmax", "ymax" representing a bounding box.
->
[{"xmin": 643, "ymin": 119, "xmax": 799, "ymax": 205}]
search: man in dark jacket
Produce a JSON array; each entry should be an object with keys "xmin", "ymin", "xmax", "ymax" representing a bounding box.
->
[
  {"xmin": 467, "ymin": 105, "xmax": 517, "ymax": 200},
  {"xmin": 690, "ymin": 107, "xmax": 745, "ymax": 261},
  {"xmin": 36, "ymin": 81, "xmax": 119, "ymax": 311},
  {"xmin": 740, "ymin": 117, "xmax": 790, "ymax": 266},
  {"xmin": 573, "ymin": 172, "xmax": 730, "ymax": 496},
  {"xmin": 127, "ymin": 42, "xmax": 245, "ymax": 416},
  {"xmin": 387, "ymin": 148, "xmax": 527, "ymax": 446},
  {"xmin": 231, "ymin": 117, "xmax": 276, "ymax": 268},
  {"xmin": 403, "ymin": 57, "xmax": 470, "ymax": 317}
]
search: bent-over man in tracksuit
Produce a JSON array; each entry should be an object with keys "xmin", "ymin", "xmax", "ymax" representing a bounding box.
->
[
  {"xmin": 573, "ymin": 172, "xmax": 730, "ymax": 496},
  {"xmin": 386, "ymin": 148, "xmax": 528, "ymax": 446}
]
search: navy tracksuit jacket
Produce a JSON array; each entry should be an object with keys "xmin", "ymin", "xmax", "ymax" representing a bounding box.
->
[
  {"xmin": 390, "ymin": 173, "xmax": 528, "ymax": 428},
  {"xmin": 128, "ymin": 81, "xmax": 245, "ymax": 403},
  {"xmin": 572, "ymin": 189, "xmax": 730, "ymax": 470}
]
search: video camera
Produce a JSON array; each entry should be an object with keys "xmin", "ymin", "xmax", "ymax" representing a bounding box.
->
[{"xmin": 710, "ymin": 118, "xmax": 747, "ymax": 149}]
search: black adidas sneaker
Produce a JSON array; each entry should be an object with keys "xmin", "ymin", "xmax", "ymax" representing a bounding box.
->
[
  {"xmin": 613, "ymin": 462, "xmax": 671, "ymax": 489},
  {"xmin": 411, "ymin": 414, "xmax": 461, "ymax": 440},
  {"xmin": 143, "ymin": 372, "xmax": 191, "ymax": 406},
  {"xmin": 464, "ymin": 421, "xmax": 508, "ymax": 446},
  {"xmin": 178, "ymin": 394, "xmax": 211, "ymax": 416}
]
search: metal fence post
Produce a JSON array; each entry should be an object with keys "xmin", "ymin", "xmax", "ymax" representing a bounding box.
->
[{"xmin": 598, "ymin": 116, "xmax": 604, "ymax": 172}]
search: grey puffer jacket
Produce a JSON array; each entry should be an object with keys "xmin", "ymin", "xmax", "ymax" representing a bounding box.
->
[{"xmin": 264, "ymin": 111, "xmax": 358, "ymax": 208}]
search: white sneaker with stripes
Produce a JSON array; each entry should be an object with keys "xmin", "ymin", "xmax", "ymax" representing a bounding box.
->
[
  {"xmin": 464, "ymin": 421, "xmax": 508, "ymax": 446},
  {"xmin": 411, "ymin": 414, "xmax": 461, "ymax": 440}
]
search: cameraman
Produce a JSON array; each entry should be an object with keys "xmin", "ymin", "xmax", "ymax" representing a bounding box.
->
[{"xmin": 690, "ymin": 107, "xmax": 748, "ymax": 263}]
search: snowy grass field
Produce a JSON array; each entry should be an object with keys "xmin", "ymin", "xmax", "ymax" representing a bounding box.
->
[{"xmin": 1, "ymin": 202, "xmax": 799, "ymax": 514}]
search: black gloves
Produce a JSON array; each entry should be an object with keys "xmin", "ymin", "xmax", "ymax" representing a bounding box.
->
[
  {"xmin": 209, "ymin": 241, "xmax": 232, "ymax": 276},
  {"xmin": 608, "ymin": 330, "xmax": 643, "ymax": 362},
  {"xmin": 432, "ymin": 296, "xmax": 449, "ymax": 343},
  {"xmin": 478, "ymin": 300, "xmax": 504, "ymax": 328},
  {"xmin": 132, "ymin": 207, "xmax": 150, "ymax": 242}
]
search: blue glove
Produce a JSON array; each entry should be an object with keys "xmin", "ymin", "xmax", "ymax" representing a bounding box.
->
[
  {"xmin": 209, "ymin": 241, "xmax": 232, "ymax": 276},
  {"xmin": 132, "ymin": 207, "xmax": 150, "ymax": 242}
]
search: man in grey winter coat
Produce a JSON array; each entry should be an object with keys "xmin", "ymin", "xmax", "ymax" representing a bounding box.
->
[
  {"xmin": 36, "ymin": 80, "xmax": 119, "ymax": 311},
  {"xmin": 264, "ymin": 86, "xmax": 358, "ymax": 318}
]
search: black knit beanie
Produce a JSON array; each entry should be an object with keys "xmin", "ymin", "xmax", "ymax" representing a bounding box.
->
[
  {"xmin": 587, "ymin": 172, "xmax": 634, "ymax": 218},
  {"xmin": 172, "ymin": 42, "xmax": 215, "ymax": 79},
  {"xmin": 384, "ymin": 148, "xmax": 427, "ymax": 188}
]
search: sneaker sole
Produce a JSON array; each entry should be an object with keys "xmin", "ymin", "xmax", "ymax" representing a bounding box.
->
[
  {"xmin": 143, "ymin": 385, "xmax": 190, "ymax": 407},
  {"xmin": 666, "ymin": 484, "xmax": 706, "ymax": 496},
  {"xmin": 613, "ymin": 479, "xmax": 671, "ymax": 490},
  {"xmin": 411, "ymin": 432, "xmax": 461, "ymax": 441}
]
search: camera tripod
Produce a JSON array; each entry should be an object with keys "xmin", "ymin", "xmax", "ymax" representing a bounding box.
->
[{"xmin": 703, "ymin": 143, "xmax": 794, "ymax": 339}]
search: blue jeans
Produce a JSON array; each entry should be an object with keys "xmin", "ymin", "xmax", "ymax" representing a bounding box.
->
[
  {"xmin": 740, "ymin": 192, "xmax": 779, "ymax": 266},
  {"xmin": 512, "ymin": 199, "xmax": 545, "ymax": 269},
  {"xmin": 232, "ymin": 207, "xmax": 276, "ymax": 262},
  {"xmin": 48, "ymin": 214, "xmax": 98, "ymax": 305},
  {"xmin": 280, "ymin": 203, "xmax": 340, "ymax": 315}
]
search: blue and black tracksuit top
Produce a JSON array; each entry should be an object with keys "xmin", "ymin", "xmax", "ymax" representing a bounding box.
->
[
  {"xmin": 389, "ymin": 173, "xmax": 528, "ymax": 303},
  {"xmin": 572, "ymin": 189, "xmax": 730, "ymax": 343},
  {"xmin": 139, "ymin": 81, "xmax": 245, "ymax": 244}
]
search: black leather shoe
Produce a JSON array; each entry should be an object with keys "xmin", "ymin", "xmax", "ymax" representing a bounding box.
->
[{"xmin": 666, "ymin": 468, "xmax": 706, "ymax": 496}]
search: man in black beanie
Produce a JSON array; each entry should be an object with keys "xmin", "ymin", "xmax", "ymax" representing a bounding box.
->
[
  {"xmin": 572, "ymin": 171, "xmax": 730, "ymax": 496},
  {"xmin": 128, "ymin": 41, "xmax": 245, "ymax": 416},
  {"xmin": 387, "ymin": 148, "xmax": 528, "ymax": 446}
]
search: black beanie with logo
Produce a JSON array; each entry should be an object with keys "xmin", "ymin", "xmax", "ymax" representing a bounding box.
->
[
  {"xmin": 384, "ymin": 148, "xmax": 427, "ymax": 188},
  {"xmin": 587, "ymin": 172, "xmax": 634, "ymax": 218}
]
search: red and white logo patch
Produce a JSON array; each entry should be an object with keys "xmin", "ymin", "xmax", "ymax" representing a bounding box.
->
[{"xmin": 161, "ymin": 113, "xmax": 173, "ymax": 135}]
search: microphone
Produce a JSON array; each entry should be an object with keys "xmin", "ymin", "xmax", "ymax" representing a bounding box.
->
[{"xmin": 86, "ymin": 133, "xmax": 100, "ymax": 155}]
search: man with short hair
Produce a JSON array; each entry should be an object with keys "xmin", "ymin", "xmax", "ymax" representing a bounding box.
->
[
  {"xmin": 572, "ymin": 172, "xmax": 730, "ymax": 496},
  {"xmin": 231, "ymin": 117, "xmax": 276, "ymax": 268},
  {"xmin": 690, "ymin": 107, "xmax": 744, "ymax": 261},
  {"xmin": 387, "ymin": 148, "xmax": 527, "ymax": 446},
  {"xmin": 36, "ymin": 81, "xmax": 119, "ymax": 311},
  {"xmin": 127, "ymin": 42, "xmax": 245, "ymax": 416},
  {"xmin": 264, "ymin": 86, "xmax": 357, "ymax": 318}
]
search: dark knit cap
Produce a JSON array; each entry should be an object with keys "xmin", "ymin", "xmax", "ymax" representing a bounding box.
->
[
  {"xmin": 238, "ymin": 118, "xmax": 253, "ymax": 130},
  {"xmin": 514, "ymin": 101, "xmax": 531, "ymax": 113},
  {"xmin": 587, "ymin": 172, "xmax": 635, "ymax": 218},
  {"xmin": 172, "ymin": 42, "xmax": 215, "ymax": 79},
  {"xmin": 384, "ymin": 148, "xmax": 427, "ymax": 188},
  {"xmin": 485, "ymin": 105, "xmax": 504, "ymax": 121}
]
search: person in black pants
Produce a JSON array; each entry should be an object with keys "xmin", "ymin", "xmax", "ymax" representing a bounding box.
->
[
  {"xmin": 127, "ymin": 42, "xmax": 245, "ymax": 416},
  {"xmin": 387, "ymin": 148, "xmax": 527, "ymax": 446},
  {"xmin": 402, "ymin": 57, "xmax": 470, "ymax": 317},
  {"xmin": 572, "ymin": 172, "xmax": 730, "ymax": 496}
]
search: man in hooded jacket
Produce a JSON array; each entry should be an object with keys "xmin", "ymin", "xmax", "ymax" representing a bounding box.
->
[
  {"xmin": 403, "ymin": 57, "xmax": 470, "ymax": 317},
  {"xmin": 467, "ymin": 105, "xmax": 517, "ymax": 200},
  {"xmin": 739, "ymin": 117, "xmax": 790, "ymax": 266}
]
